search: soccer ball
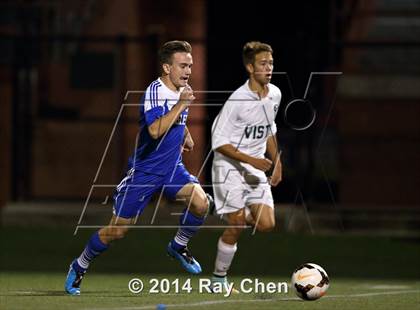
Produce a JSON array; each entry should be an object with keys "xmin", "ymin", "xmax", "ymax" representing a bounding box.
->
[{"xmin": 291, "ymin": 263, "xmax": 329, "ymax": 300}]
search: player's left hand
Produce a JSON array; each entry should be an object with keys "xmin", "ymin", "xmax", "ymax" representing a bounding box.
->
[
  {"xmin": 183, "ymin": 133, "xmax": 194, "ymax": 152},
  {"xmin": 269, "ymin": 160, "xmax": 282, "ymax": 186}
]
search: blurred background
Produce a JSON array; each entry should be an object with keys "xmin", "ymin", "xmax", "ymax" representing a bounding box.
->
[{"xmin": 0, "ymin": 0, "xmax": 419, "ymax": 278}]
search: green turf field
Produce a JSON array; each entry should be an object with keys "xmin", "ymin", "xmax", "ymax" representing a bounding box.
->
[
  {"xmin": 1, "ymin": 273, "xmax": 419, "ymax": 310},
  {"xmin": 2, "ymin": 227, "xmax": 420, "ymax": 278},
  {"xmin": 1, "ymin": 227, "xmax": 419, "ymax": 309}
]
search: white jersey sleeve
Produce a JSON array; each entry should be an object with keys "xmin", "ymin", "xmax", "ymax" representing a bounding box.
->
[
  {"xmin": 211, "ymin": 100, "xmax": 239, "ymax": 151},
  {"xmin": 144, "ymin": 80, "xmax": 165, "ymax": 111},
  {"xmin": 143, "ymin": 80, "xmax": 166, "ymax": 126}
]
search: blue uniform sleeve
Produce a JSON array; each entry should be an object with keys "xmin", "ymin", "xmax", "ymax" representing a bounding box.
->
[{"xmin": 145, "ymin": 106, "xmax": 164, "ymax": 126}]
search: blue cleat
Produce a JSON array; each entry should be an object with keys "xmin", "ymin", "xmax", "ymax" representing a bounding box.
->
[
  {"xmin": 166, "ymin": 243, "xmax": 202, "ymax": 274},
  {"xmin": 65, "ymin": 260, "xmax": 86, "ymax": 295}
]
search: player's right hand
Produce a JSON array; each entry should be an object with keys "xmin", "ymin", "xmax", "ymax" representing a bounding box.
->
[
  {"xmin": 179, "ymin": 84, "xmax": 195, "ymax": 107},
  {"xmin": 249, "ymin": 157, "xmax": 272, "ymax": 172}
]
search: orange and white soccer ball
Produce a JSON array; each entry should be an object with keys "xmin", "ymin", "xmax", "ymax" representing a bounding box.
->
[{"xmin": 291, "ymin": 263, "xmax": 330, "ymax": 300}]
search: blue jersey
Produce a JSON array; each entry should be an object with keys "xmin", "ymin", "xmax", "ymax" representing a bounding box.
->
[{"xmin": 130, "ymin": 78, "xmax": 189, "ymax": 175}]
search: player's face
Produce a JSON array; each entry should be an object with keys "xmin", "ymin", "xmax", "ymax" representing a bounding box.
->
[
  {"xmin": 251, "ymin": 52, "xmax": 273, "ymax": 85},
  {"xmin": 168, "ymin": 52, "xmax": 193, "ymax": 89}
]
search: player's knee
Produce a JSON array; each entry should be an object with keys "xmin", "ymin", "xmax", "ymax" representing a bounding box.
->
[
  {"xmin": 191, "ymin": 200, "xmax": 208, "ymax": 217},
  {"xmin": 201, "ymin": 196, "xmax": 210, "ymax": 214},
  {"xmin": 256, "ymin": 220, "xmax": 275, "ymax": 232},
  {"xmin": 227, "ymin": 215, "xmax": 247, "ymax": 227},
  {"xmin": 222, "ymin": 231, "xmax": 241, "ymax": 244},
  {"xmin": 190, "ymin": 191, "xmax": 209, "ymax": 216},
  {"xmin": 111, "ymin": 227, "xmax": 129, "ymax": 240},
  {"xmin": 222, "ymin": 224, "xmax": 245, "ymax": 242}
]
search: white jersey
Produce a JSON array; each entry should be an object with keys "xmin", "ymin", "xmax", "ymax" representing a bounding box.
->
[
  {"xmin": 211, "ymin": 80, "xmax": 281, "ymax": 162},
  {"xmin": 211, "ymin": 80, "xmax": 281, "ymax": 214}
]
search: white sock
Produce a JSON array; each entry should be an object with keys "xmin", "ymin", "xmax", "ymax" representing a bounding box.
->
[{"xmin": 213, "ymin": 238, "xmax": 237, "ymax": 277}]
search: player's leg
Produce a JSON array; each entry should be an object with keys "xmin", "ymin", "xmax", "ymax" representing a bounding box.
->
[
  {"xmin": 167, "ymin": 183, "xmax": 209, "ymax": 274},
  {"xmin": 210, "ymin": 209, "xmax": 246, "ymax": 294},
  {"xmin": 210, "ymin": 166, "xmax": 247, "ymax": 292},
  {"xmin": 248, "ymin": 203, "xmax": 275, "ymax": 232},
  {"xmin": 214, "ymin": 208, "xmax": 246, "ymax": 275},
  {"xmin": 75, "ymin": 215, "xmax": 134, "ymax": 270},
  {"xmin": 176, "ymin": 182, "xmax": 209, "ymax": 216},
  {"xmin": 171, "ymin": 182, "xmax": 209, "ymax": 247},
  {"xmin": 163, "ymin": 164, "xmax": 209, "ymax": 274},
  {"xmin": 65, "ymin": 215, "xmax": 134, "ymax": 295},
  {"xmin": 212, "ymin": 181, "xmax": 274, "ymax": 292},
  {"xmin": 245, "ymin": 181, "xmax": 275, "ymax": 232},
  {"xmin": 65, "ymin": 170, "xmax": 158, "ymax": 295}
]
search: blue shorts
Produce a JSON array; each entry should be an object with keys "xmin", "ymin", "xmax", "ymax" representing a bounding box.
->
[{"xmin": 113, "ymin": 163, "xmax": 198, "ymax": 218}]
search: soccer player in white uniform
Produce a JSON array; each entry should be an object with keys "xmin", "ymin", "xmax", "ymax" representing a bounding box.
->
[{"xmin": 211, "ymin": 41, "xmax": 282, "ymax": 290}]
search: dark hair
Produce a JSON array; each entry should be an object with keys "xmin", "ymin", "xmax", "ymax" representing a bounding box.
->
[
  {"xmin": 159, "ymin": 40, "xmax": 192, "ymax": 65},
  {"xmin": 242, "ymin": 41, "xmax": 273, "ymax": 66}
]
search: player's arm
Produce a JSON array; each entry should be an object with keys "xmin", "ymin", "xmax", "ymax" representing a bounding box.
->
[
  {"xmin": 215, "ymin": 144, "xmax": 272, "ymax": 172},
  {"xmin": 212, "ymin": 100, "xmax": 272, "ymax": 172},
  {"xmin": 266, "ymin": 134, "xmax": 282, "ymax": 186},
  {"xmin": 148, "ymin": 85, "xmax": 195, "ymax": 139},
  {"xmin": 183, "ymin": 126, "xmax": 194, "ymax": 152}
]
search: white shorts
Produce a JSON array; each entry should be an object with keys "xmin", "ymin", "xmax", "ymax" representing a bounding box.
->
[{"xmin": 212, "ymin": 156, "xmax": 274, "ymax": 214}]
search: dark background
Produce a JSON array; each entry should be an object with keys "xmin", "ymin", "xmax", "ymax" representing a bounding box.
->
[
  {"xmin": 1, "ymin": 0, "xmax": 420, "ymax": 234},
  {"xmin": 0, "ymin": 3, "xmax": 419, "ymax": 299}
]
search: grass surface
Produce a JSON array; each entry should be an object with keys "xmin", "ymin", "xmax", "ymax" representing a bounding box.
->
[
  {"xmin": 1, "ymin": 227, "xmax": 419, "ymax": 278},
  {"xmin": 1, "ymin": 273, "xmax": 420, "ymax": 310},
  {"xmin": 1, "ymin": 227, "xmax": 419, "ymax": 309}
]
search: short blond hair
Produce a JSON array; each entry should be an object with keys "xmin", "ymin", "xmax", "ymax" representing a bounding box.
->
[{"xmin": 242, "ymin": 41, "xmax": 273, "ymax": 66}]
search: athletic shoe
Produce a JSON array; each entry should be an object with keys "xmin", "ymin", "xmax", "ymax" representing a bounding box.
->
[
  {"xmin": 65, "ymin": 260, "xmax": 85, "ymax": 295},
  {"xmin": 167, "ymin": 243, "xmax": 202, "ymax": 274}
]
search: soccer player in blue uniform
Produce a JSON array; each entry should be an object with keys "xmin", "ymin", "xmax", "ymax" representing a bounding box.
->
[{"xmin": 65, "ymin": 40, "xmax": 210, "ymax": 295}]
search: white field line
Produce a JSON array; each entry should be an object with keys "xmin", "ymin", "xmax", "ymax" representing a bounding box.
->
[{"xmin": 83, "ymin": 289, "xmax": 420, "ymax": 310}]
